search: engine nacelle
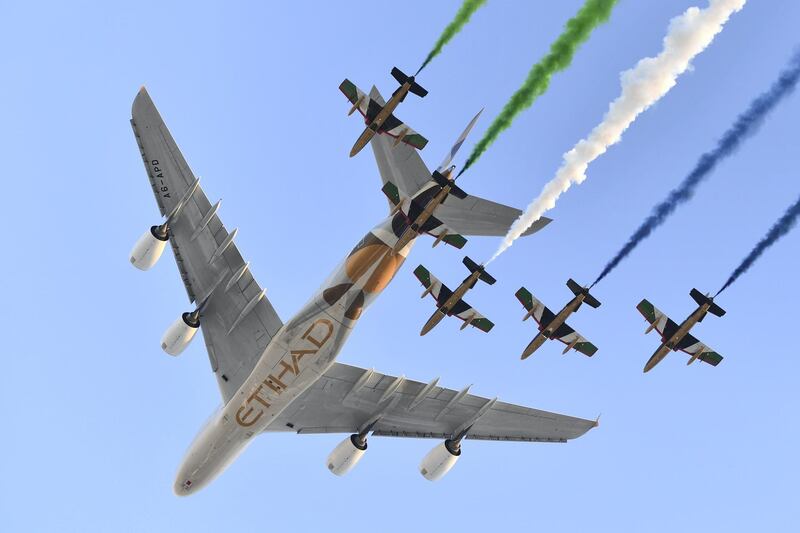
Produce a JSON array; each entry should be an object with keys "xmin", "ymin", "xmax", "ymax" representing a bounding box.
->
[
  {"xmin": 326, "ymin": 434, "xmax": 367, "ymax": 476},
  {"xmin": 161, "ymin": 312, "xmax": 200, "ymax": 356},
  {"xmin": 419, "ymin": 439, "xmax": 461, "ymax": 481},
  {"xmin": 130, "ymin": 226, "xmax": 168, "ymax": 271}
]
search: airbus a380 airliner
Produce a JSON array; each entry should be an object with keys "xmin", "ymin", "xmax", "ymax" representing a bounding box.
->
[{"xmin": 128, "ymin": 87, "xmax": 596, "ymax": 495}]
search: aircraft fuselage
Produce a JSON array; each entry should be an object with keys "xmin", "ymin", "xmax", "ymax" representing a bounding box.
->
[
  {"xmin": 174, "ymin": 213, "xmax": 415, "ymax": 495},
  {"xmin": 543, "ymin": 294, "xmax": 585, "ymax": 337},
  {"xmin": 394, "ymin": 180, "xmax": 452, "ymax": 253},
  {"xmin": 349, "ymin": 81, "xmax": 412, "ymax": 157},
  {"xmin": 643, "ymin": 302, "xmax": 710, "ymax": 373}
]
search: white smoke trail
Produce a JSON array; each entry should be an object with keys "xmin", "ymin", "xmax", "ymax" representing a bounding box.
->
[{"xmin": 489, "ymin": 0, "xmax": 746, "ymax": 263}]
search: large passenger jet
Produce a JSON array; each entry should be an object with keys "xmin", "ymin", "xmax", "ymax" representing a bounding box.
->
[{"xmin": 128, "ymin": 87, "xmax": 597, "ymax": 495}]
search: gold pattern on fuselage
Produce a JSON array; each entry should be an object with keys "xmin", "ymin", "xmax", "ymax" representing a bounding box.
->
[{"xmin": 235, "ymin": 318, "xmax": 334, "ymax": 427}]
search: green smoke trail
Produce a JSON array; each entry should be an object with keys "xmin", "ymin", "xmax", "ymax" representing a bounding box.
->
[
  {"xmin": 458, "ymin": 0, "xmax": 618, "ymax": 176},
  {"xmin": 416, "ymin": 0, "xmax": 488, "ymax": 75}
]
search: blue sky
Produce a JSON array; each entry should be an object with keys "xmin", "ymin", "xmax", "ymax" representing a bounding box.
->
[{"xmin": 2, "ymin": 1, "xmax": 799, "ymax": 531}]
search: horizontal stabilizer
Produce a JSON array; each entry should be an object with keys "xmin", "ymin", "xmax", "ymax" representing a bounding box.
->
[
  {"xmin": 567, "ymin": 279, "xmax": 601, "ymax": 309},
  {"xmin": 432, "ymin": 170, "xmax": 468, "ymax": 199},
  {"xmin": 463, "ymin": 256, "xmax": 496, "ymax": 285},
  {"xmin": 391, "ymin": 67, "xmax": 428, "ymax": 97},
  {"xmin": 690, "ymin": 288, "xmax": 726, "ymax": 317},
  {"xmin": 367, "ymin": 90, "xmax": 551, "ymax": 238}
]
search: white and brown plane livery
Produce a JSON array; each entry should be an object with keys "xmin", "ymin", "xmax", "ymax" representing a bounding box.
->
[
  {"xmin": 341, "ymin": 67, "xmax": 429, "ymax": 157},
  {"xmin": 515, "ymin": 280, "xmax": 601, "ymax": 360},
  {"xmin": 128, "ymin": 87, "xmax": 596, "ymax": 496},
  {"xmin": 637, "ymin": 289, "xmax": 725, "ymax": 373}
]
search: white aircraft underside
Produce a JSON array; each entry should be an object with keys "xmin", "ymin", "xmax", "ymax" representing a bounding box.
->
[{"xmin": 129, "ymin": 87, "xmax": 596, "ymax": 496}]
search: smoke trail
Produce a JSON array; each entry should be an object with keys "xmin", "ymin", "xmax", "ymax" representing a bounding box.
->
[
  {"xmin": 716, "ymin": 194, "xmax": 800, "ymax": 296},
  {"xmin": 593, "ymin": 47, "xmax": 800, "ymax": 286},
  {"xmin": 457, "ymin": 0, "xmax": 618, "ymax": 176},
  {"xmin": 489, "ymin": 0, "xmax": 746, "ymax": 265},
  {"xmin": 416, "ymin": 0, "xmax": 488, "ymax": 75}
]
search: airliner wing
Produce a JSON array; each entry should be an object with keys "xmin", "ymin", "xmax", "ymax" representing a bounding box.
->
[
  {"xmin": 131, "ymin": 87, "xmax": 283, "ymax": 403},
  {"xmin": 267, "ymin": 363, "xmax": 597, "ymax": 442}
]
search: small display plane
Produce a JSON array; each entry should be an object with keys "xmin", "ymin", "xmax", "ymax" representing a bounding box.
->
[
  {"xmin": 515, "ymin": 280, "xmax": 600, "ymax": 360},
  {"xmin": 637, "ymin": 289, "xmax": 725, "ymax": 373},
  {"xmin": 128, "ymin": 87, "xmax": 596, "ymax": 495},
  {"xmin": 340, "ymin": 67, "xmax": 429, "ymax": 157},
  {"xmin": 414, "ymin": 257, "xmax": 496, "ymax": 336}
]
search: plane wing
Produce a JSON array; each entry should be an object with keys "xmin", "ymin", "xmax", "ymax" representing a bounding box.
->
[
  {"xmin": 339, "ymin": 79, "xmax": 428, "ymax": 150},
  {"xmin": 675, "ymin": 332, "xmax": 724, "ymax": 366},
  {"xmin": 636, "ymin": 299, "xmax": 675, "ymax": 339},
  {"xmin": 414, "ymin": 265, "xmax": 494, "ymax": 332},
  {"xmin": 368, "ymin": 87, "xmax": 551, "ymax": 237},
  {"xmin": 380, "ymin": 181, "xmax": 467, "ymax": 249},
  {"xmin": 547, "ymin": 323, "xmax": 598, "ymax": 357},
  {"xmin": 516, "ymin": 288, "xmax": 597, "ymax": 356},
  {"xmin": 131, "ymin": 87, "xmax": 284, "ymax": 403},
  {"xmin": 267, "ymin": 362, "xmax": 597, "ymax": 442},
  {"xmin": 636, "ymin": 299, "xmax": 722, "ymax": 366},
  {"xmin": 426, "ymin": 223, "xmax": 468, "ymax": 249}
]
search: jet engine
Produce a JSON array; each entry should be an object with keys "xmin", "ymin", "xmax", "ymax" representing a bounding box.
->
[
  {"xmin": 130, "ymin": 225, "xmax": 169, "ymax": 270},
  {"xmin": 326, "ymin": 434, "xmax": 368, "ymax": 476},
  {"xmin": 161, "ymin": 311, "xmax": 200, "ymax": 356},
  {"xmin": 419, "ymin": 438, "xmax": 461, "ymax": 481}
]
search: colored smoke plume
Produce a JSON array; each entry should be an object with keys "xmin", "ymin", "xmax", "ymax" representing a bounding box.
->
[
  {"xmin": 417, "ymin": 0, "xmax": 488, "ymax": 75},
  {"xmin": 489, "ymin": 0, "xmax": 746, "ymax": 265},
  {"xmin": 716, "ymin": 193, "xmax": 800, "ymax": 296},
  {"xmin": 458, "ymin": 0, "xmax": 618, "ymax": 176},
  {"xmin": 593, "ymin": 47, "xmax": 800, "ymax": 286}
]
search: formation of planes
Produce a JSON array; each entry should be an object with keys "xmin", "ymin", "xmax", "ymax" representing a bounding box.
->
[
  {"xmin": 340, "ymin": 67, "xmax": 728, "ymax": 372},
  {"xmin": 127, "ymin": 64, "xmax": 729, "ymax": 494}
]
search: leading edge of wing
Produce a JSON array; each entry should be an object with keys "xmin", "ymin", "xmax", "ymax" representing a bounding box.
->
[{"xmin": 270, "ymin": 363, "xmax": 598, "ymax": 442}]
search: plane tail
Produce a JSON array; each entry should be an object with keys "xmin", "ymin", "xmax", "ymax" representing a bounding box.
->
[
  {"xmin": 690, "ymin": 288, "xmax": 726, "ymax": 317},
  {"xmin": 463, "ymin": 256, "xmax": 496, "ymax": 285},
  {"xmin": 391, "ymin": 67, "xmax": 428, "ymax": 98},
  {"xmin": 432, "ymin": 170, "xmax": 467, "ymax": 199},
  {"xmin": 567, "ymin": 279, "xmax": 601, "ymax": 309}
]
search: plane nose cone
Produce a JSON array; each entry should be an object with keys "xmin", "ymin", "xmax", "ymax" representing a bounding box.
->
[{"xmin": 173, "ymin": 477, "xmax": 194, "ymax": 497}]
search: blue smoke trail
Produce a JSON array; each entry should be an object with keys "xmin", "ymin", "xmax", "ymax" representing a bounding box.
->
[
  {"xmin": 591, "ymin": 49, "xmax": 800, "ymax": 288},
  {"xmin": 716, "ymin": 193, "xmax": 800, "ymax": 295}
]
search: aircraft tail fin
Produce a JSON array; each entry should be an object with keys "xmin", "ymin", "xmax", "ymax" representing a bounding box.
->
[
  {"xmin": 391, "ymin": 67, "xmax": 428, "ymax": 97},
  {"xmin": 463, "ymin": 256, "xmax": 496, "ymax": 285},
  {"xmin": 567, "ymin": 279, "xmax": 601, "ymax": 309},
  {"xmin": 690, "ymin": 288, "xmax": 726, "ymax": 317}
]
